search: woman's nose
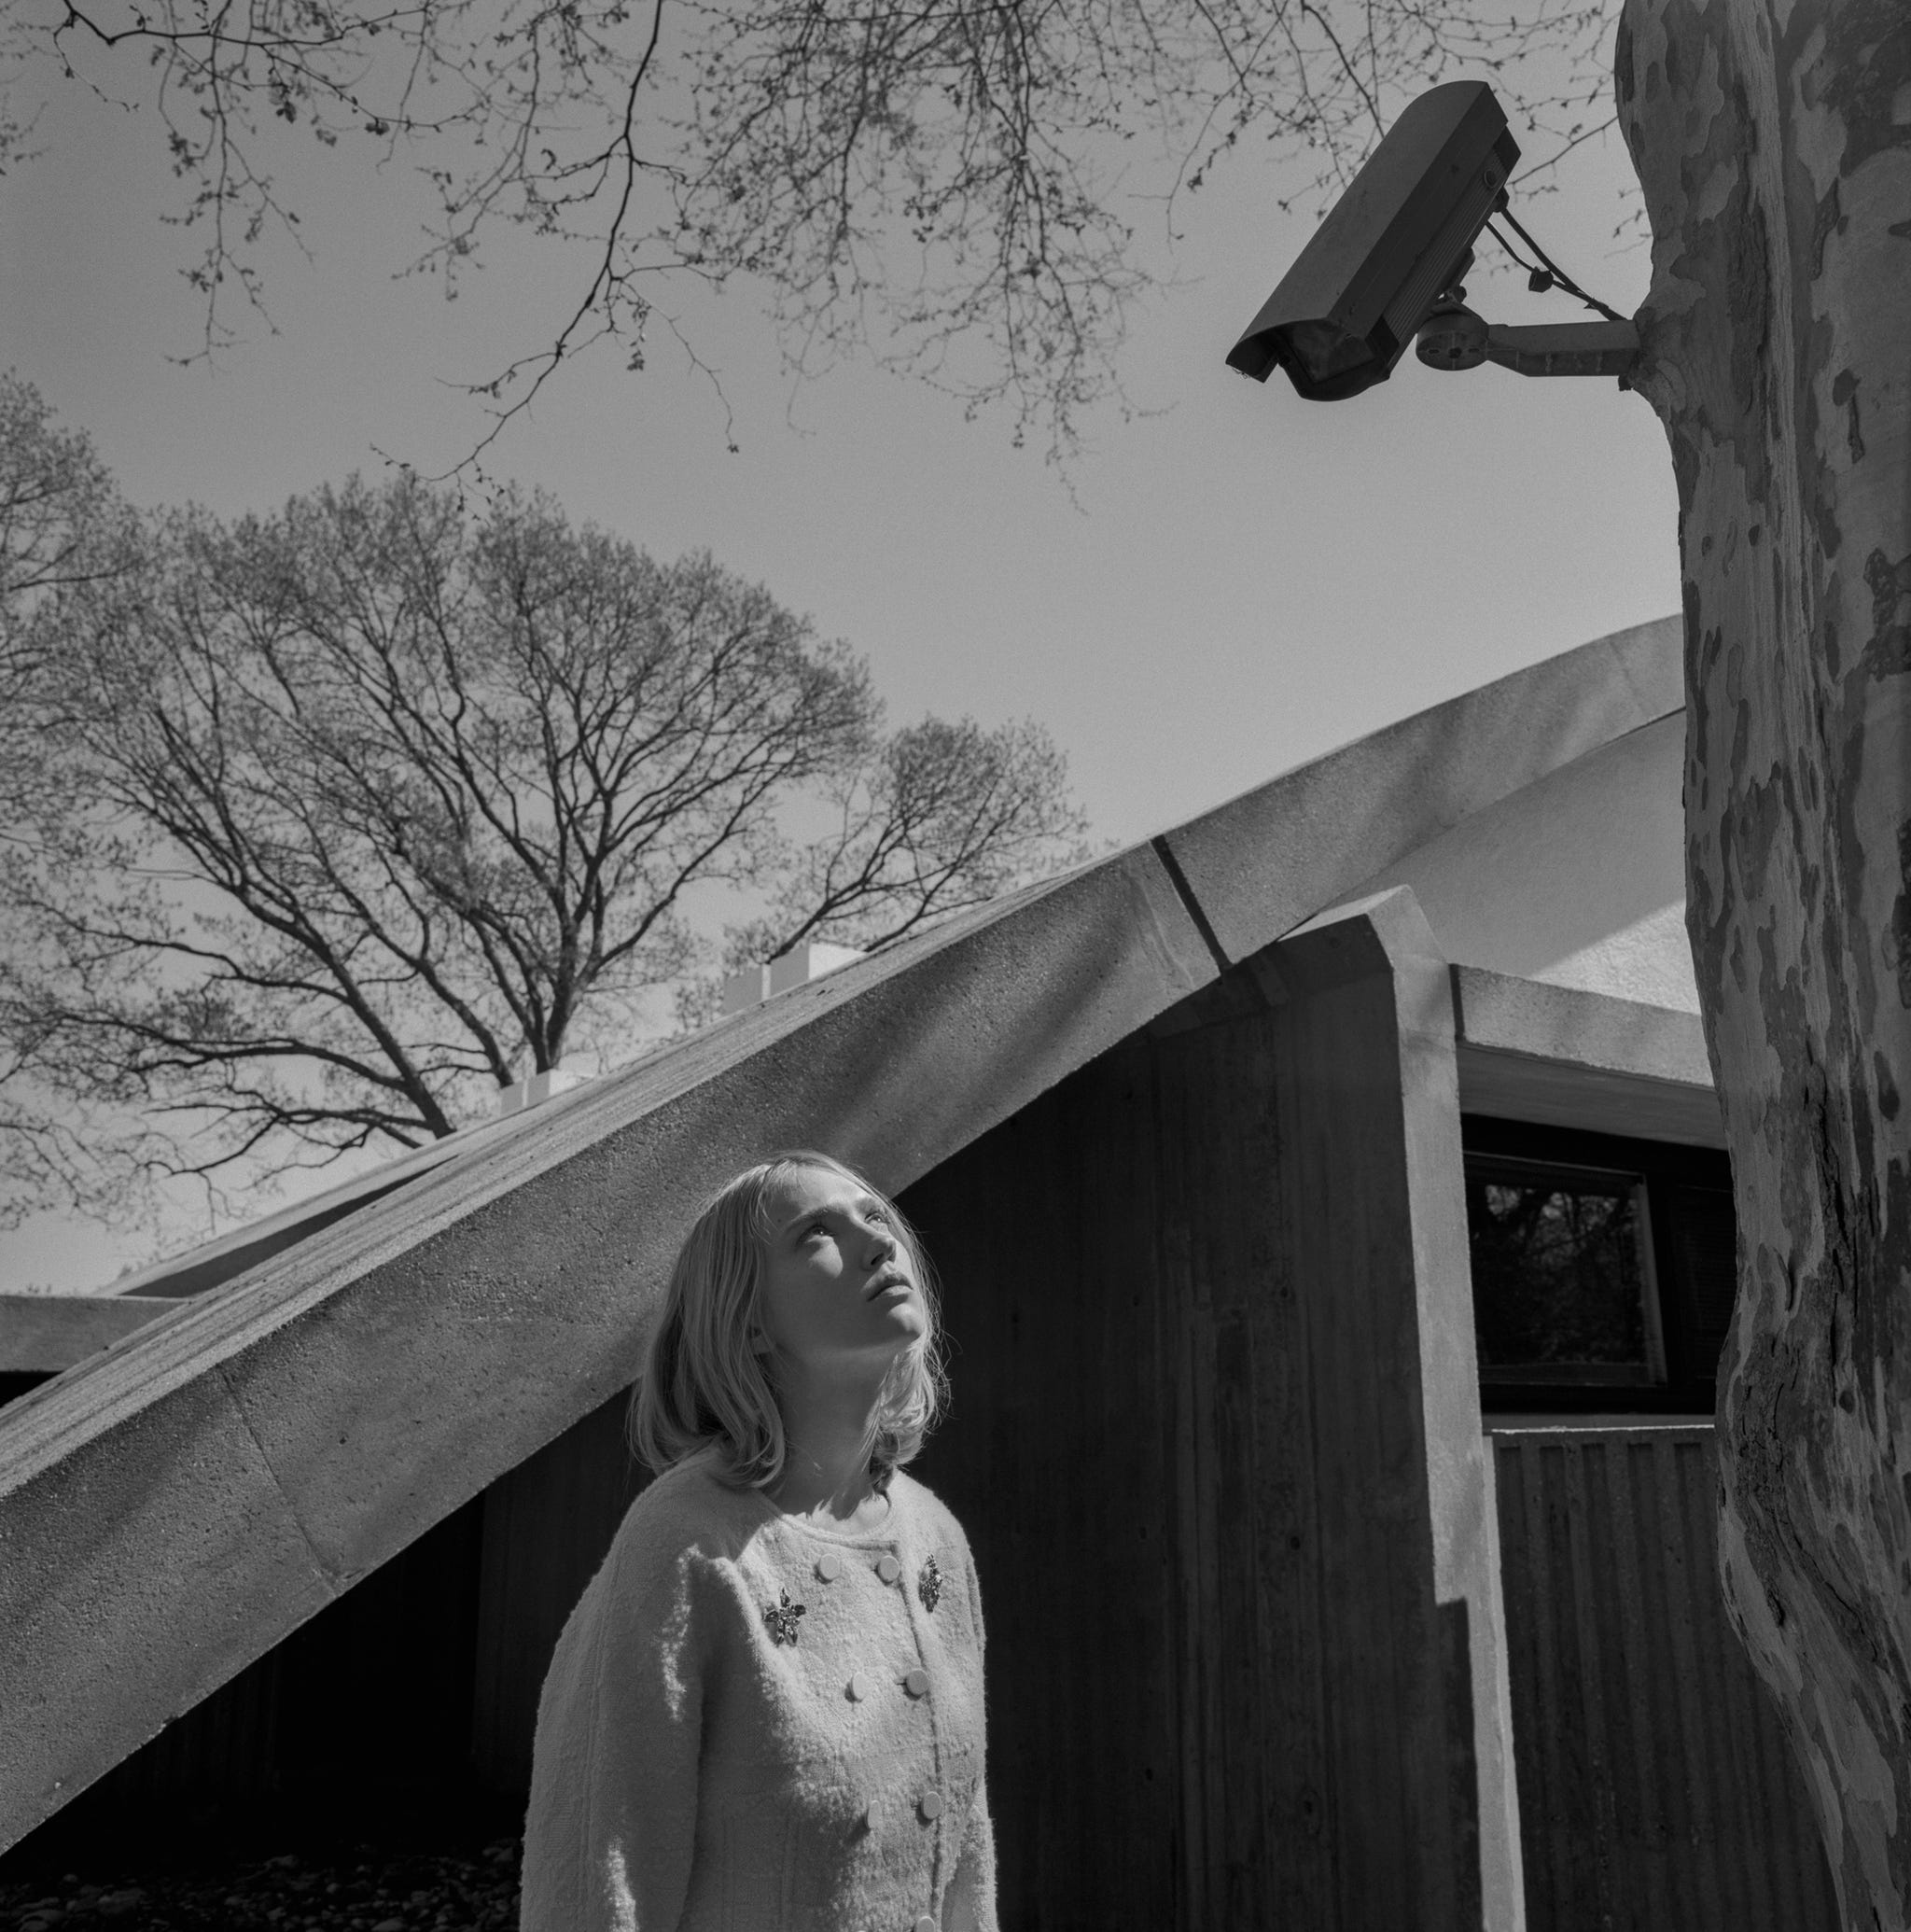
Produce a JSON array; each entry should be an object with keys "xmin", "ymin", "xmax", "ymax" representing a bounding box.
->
[{"xmin": 865, "ymin": 1223, "xmax": 897, "ymax": 1261}]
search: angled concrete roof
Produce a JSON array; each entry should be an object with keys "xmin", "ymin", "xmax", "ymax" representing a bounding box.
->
[
  {"xmin": 1357, "ymin": 711, "xmax": 1697, "ymax": 1011},
  {"xmin": 0, "ymin": 615, "xmax": 1682, "ymax": 1848}
]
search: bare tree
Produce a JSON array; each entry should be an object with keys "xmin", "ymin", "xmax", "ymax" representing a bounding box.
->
[
  {"xmin": 2, "ymin": 0, "xmax": 1611, "ymax": 462},
  {"xmin": 0, "ymin": 372, "xmax": 123, "ymax": 594},
  {"xmin": 1615, "ymin": 1, "xmax": 1911, "ymax": 1925},
  {"xmin": 3, "ymin": 465, "xmax": 1085, "ymax": 1220},
  {"xmin": 0, "ymin": 371, "xmax": 141, "ymax": 1229},
  {"xmin": 0, "ymin": 371, "xmax": 129, "ymax": 768}
]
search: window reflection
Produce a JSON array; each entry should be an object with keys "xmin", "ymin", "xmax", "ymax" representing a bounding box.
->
[{"xmin": 1465, "ymin": 1159, "xmax": 1663, "ymax": 1384}]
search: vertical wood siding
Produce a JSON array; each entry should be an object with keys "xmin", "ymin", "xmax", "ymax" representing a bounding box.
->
[
  {"xmin": 470, "ymin": 1390, "xmax": 646, "ymax": 1790},
  {"xmin": 87, "ymin": 1650, "xmax": 283, "ymax": 1801},
  {"xmin": 903, "ymin": 1033, "xmax": 1194, "ymax": 1927},
  {"xmin": 1493, "ymin": 1424, "xmax": 1840, "ymax": 1931}
]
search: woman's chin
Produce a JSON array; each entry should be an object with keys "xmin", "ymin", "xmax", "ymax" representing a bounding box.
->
[{"xmin": 872, "ymin": 1301, "xmax": 928, "ymax": 1350}]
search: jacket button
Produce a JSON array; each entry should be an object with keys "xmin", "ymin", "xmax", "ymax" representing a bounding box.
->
[
  {"xmin": 875, "ymin": 1554, "xmax": 901, "ymax": 1584},
  {"xmin": 846, "ymin": 1673, "xmax": 872, "ymax": 1701},
  {"xmin": 816, "ymin": 1551, "xmax": 844, "ymax": 1582},
  {"xmin": 918, "ymin": 1790, "xmax": 944, "ymax": 1821},
  {"xmin": 904, "ymin": 1669, "xmax": 929, "ymax": 1698},
  {"xmin": 914, "ymin": 1918, "xmax": 939, "ymax": 1932}
]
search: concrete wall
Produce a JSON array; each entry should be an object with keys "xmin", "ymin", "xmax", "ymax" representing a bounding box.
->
[{"xmin": 1355, "ymin": 715, "xmax": 1697, "ymax": 1014}]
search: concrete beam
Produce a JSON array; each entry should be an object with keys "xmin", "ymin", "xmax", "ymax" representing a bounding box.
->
[
  {"xmin": 1451, "ymin": 965, "xmax": 1724, "ymax": 1149},
  {"xmin": 0, "ymin": 1297, "xmax": 189, "ymax": 1375},
  {"xmin": 106, "ymin": 1143, "xmax": 467, "ymax": 1302},
  {"xmin": 1157, "ymin": 617, "xmax": 1681, "ymax": 969}
]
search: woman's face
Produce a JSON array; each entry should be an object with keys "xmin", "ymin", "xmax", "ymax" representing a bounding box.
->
[{"xmin": 755, "ymin": 1164, "xmax": 927, "ymax": 1378}]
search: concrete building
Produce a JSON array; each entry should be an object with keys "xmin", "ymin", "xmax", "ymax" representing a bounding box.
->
[{"xmin": 0, "ymin": 616, "xmax": 1837, "ymax": 1927}]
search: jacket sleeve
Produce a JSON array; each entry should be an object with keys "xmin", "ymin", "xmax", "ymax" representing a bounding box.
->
[
  {"xmin": 945, "ymin": 1772, "xmax": 999, "ymax": 1932},
  {"xmin": 943, "ymin": 1536, "xmax": 999, "ymax": 1932},
  {"xmin": 520, "ymin": 1530, "xmax": 706, "ymax": 1932}
]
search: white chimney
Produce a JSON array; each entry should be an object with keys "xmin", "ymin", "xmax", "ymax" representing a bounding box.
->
[
  {"xmin": 720, "ymin": 940, "xmax": 865, "ymax": 1016},
  {"xmin": 496, "ymin": 1065, "xmax": 589, "ymax": 1117}
]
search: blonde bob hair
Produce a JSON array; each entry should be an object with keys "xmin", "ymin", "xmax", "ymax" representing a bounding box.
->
[{"xmin": 631, "ymin": 1151, "xmax": 947, "ymax": 1491}]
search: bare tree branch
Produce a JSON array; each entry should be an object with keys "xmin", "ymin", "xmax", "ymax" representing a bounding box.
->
[
  {"xmin": 1, "ymin": 0, "xmax": 1618, "ymax": 466},
  {"xmin": 727, "ymin": 714, "xmax": 1090, "ymax": 967}
]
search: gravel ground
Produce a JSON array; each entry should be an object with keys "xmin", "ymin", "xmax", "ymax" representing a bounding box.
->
[{"xmin": 0, "ymin": 1841, "xmax": 521, "ymax": 1932}]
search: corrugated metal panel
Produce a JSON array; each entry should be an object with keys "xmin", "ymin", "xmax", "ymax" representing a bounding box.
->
[{"xmin": 1494, "ymin": 1422, "xmax": 1839, "ymax": 1932}]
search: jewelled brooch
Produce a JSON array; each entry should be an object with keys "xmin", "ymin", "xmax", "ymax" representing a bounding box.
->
[
  {"xmin": 762, "ymin": 1589, "xmax": 807, "ymax": 1645},
  {"xmin": 918, "ymin": 1553, "xmax": 943, "ymax": 1614}
]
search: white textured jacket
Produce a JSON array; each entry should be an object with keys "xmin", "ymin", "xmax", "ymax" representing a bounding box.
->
[{"xmin": 520, "ymin": 1452, "xmax": 997, "ymax": 1932}]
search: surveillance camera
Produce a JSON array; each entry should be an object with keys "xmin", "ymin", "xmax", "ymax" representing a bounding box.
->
[{"xmin": 1225, "ymin": 81, "xmax": 1519, "ymax": 401}]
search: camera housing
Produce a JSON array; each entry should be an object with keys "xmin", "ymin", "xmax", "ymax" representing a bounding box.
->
[{"xmin": 1226, "ymin": 81, "xmax": 1520, "ymax": 401}]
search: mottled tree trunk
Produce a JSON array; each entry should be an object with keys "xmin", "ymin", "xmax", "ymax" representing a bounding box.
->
[{"xmin": 1616, "ymin": 2, "xmax": 1911, "ymax": 1924}]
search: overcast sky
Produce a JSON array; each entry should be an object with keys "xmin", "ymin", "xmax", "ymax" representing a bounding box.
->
[{"xmin": 1, "ymin": 26, "xmax": 1680, "ymax": 1289}]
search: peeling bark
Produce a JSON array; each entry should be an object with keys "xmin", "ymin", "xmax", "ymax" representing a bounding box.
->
[{"xmin": 1617, "ymin": 2, "xmax": 1911, "ymax": 1924}]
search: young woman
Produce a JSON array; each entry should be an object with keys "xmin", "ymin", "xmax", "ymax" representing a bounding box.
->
[{"xmin": 520, "ymin": 1152, "xmax": 997, "ymax": 1932}]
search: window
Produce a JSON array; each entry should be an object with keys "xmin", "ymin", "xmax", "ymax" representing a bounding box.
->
[
  {"xmin": 1468, "ymin": 1158, "xmax": 1663, "ymax": 1386},
  {"xmin": 1462, "ymin": 1118, "xmax": 1737, "ymax": 1414}
]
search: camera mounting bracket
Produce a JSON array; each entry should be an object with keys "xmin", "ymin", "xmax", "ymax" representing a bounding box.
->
[{"xmin": 1480, "ymin": 321, "xmax": 1639, "ymax": 379}]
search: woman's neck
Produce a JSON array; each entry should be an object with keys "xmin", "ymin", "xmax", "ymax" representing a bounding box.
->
[{"xmin": 767, "ymin": 1357, "xmax": 890, "ymax": 1521}]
